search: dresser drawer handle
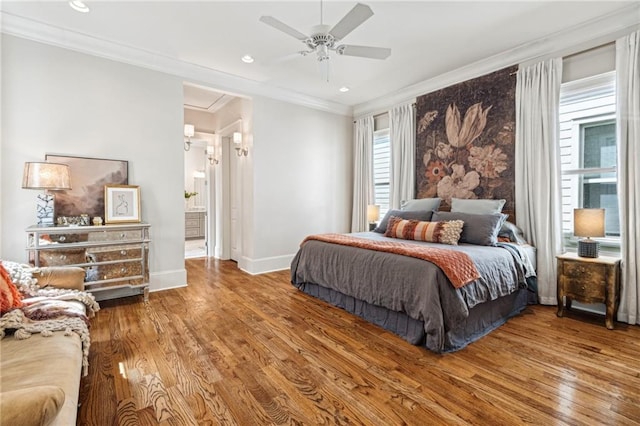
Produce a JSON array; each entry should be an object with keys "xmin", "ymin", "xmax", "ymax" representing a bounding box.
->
[
  {"xmin": 581, "ymin": 285, "xmax": 586, "ymax": 291},
  {"xmin": 120, "ymin": 233, "xmax": 126, "ymax": 238},
  {"xmin": 120, "ymin": 250, "xmax": 127, "ymax": 255},
  {"xmin": 60, "ymin": 254, "xmax": 67, "ymax": 260},
  {"xmin": 59, "ymin": 236, "xmax": 66, "ymax": 242},
  {"xmin": 121, "ymin": 267, "xmax": 127, "ymax": 273}
]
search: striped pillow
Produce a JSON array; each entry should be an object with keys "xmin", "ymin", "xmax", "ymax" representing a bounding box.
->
[{"xmin": 385, "ymin": 216, "xmax": 464, "ymax": 245}]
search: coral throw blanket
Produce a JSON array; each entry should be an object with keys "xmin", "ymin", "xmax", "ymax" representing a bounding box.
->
[{"xmin": 303, "ymin": 233, "xmax": 481, "ymax": 288}]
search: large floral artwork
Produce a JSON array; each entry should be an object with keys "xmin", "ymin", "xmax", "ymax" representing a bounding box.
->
[{"xmin": 415, "ymin": 66, "xmax": 517, "ymax": 212}]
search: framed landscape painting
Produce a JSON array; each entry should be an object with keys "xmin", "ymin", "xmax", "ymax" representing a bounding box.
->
[{"xmin": 45, "ymin": 154, "xmax": 128, "ymax": 219}]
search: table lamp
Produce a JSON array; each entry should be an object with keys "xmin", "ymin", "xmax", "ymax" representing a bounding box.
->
[
  {"xmin": 367, "ymin": 204, "xmax": 380, "ymax": 231},
  {"xmin": 22, "ymin": 162, "xmax": 72, "ymax": 226},
  {"xmin": 574, "ymin": 208, "xmax": 605, "ymax": 258}
]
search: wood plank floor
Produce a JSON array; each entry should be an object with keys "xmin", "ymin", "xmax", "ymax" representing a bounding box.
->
[{"xmin": 78, "ymin": 258, "xmax": 640, "ymax": 425}]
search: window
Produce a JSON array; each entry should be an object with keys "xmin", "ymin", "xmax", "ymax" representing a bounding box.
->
[
  {"xmin": 559, "ymin": 71, "xmax": 618, "ymax": 247},
  {"xmin": 373, "ymin": 129, "xmax": 390, "ymax": 218}
]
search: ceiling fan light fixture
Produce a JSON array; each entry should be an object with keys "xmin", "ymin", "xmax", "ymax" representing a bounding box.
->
[
  {"xmin": 339, "ymin": 86, "xmax": 350, "ymax": 92},
  {"xmin": 241, "ymin": 54, "xmax": 254, "ymax": 64},
  {"xmin": 69, "ymin": 0, "xmax": 90, "ymax": 13},
  {"xmin": 260, "ymin": 2, "xmax": 391, "ymax": 80}
]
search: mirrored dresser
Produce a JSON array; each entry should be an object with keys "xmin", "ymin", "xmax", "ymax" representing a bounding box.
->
[{"xmin": 26, "ymin": 223, "xmax": 151, "ymax": 301}]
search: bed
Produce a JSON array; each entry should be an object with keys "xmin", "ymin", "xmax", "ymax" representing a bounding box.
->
[{"xmin": 290, "ymin": 201, "xmax": 537, "ymax": 353}]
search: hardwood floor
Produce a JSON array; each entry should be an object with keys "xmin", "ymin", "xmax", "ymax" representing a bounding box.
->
[{"xmin": 78, "ymin": 258, "xmax": 640, "ymax": 425}]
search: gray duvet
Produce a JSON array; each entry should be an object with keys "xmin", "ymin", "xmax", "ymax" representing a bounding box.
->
[{"xmin": 290, "ymin": 232, "xmax": 533, "ymax": 352}]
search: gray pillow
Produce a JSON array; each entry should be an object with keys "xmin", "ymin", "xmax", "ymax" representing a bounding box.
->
[
  {"xmin": 451, "ymin": 198, "xmax": 506, "ymax": 214},
  {"xmin": 431, "ymin": 211, "xmax": 507, "ymax": 246},
  {"xmin": 499, "ymin": 221, "xmax": 529, "ymax": 245},
  {"xmin": 401, "ymin": 198, "xmax": 441, "ymax": 212},
  {"xmin": 374, "ymin": 209, "xmax": 433, "ymax": 234}
]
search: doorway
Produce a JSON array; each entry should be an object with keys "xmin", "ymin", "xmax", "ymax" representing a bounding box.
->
[
  {"xmin": 182, "ymin": 82, "xmax": 251, "ymax": 265},
  {"xmin": 184, "ymin": 135, "xmax": 211, "ymax": 259}
]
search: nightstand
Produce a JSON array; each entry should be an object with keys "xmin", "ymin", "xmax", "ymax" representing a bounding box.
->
[{"xmin": 556, "ymin": 252, "xmax": 621, "ymax": 329}]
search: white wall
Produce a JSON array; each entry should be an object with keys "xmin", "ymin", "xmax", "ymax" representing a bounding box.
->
[
  {"xmin": 247, "ymin": 96, "xmax": 352, "ymax": 273},
  {"xmin": 1, "ymin": 35, "xmax": 187, "ymax": 291},
  {"xmin": 1, "ymin": 35, "xmax": 353, "ymax": 281}
]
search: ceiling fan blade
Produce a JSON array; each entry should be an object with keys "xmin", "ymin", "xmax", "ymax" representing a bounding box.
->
[
  {"xmin": 259, "ymin": 16, "xmax": 308, "ymax": 41},
  {"xmin": 329, "ymin": 3, "xmax": 374, "ymax": 41},
  {"xmin": 337, "ymin": 45, "xmax": 391, "ymax": 60}
]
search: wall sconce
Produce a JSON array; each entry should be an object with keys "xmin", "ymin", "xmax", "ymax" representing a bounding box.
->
[
  {"xmin": 206, "ymin": 145, "xmax": 219, "ymax": 165},
  {"xmin": 184, "ymin": 124, "xmax": 195, "ymax": 151},
  {"xmin": 574, "ymin": 208, "xmax": 605, "ymax": 258},
  {"xmin": 233, "ymin": 131, "xmax": 248, "ymax": 157},
  {"xmin": 22, "ymin": 162, "xmax": 72, "ymax": 226}
]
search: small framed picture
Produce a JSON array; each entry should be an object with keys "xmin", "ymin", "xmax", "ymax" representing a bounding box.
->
[{"xmin": 104, "ymin": 184, "xmax": 141, "ymax": 224}]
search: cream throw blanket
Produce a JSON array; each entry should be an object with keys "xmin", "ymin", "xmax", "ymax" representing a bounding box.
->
[{"xmin": 0, "ymin": 261, "xmax": 100, "ymax": 376}]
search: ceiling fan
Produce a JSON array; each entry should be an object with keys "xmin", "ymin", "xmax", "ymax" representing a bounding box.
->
[{"xmin": 259, "ymin": 2, "xmax": 391, "ymax": 65}]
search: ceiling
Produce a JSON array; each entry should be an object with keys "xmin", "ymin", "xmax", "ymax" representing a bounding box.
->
[
  {"xmin": 183, "ymin": 83, "xmax": 233, "ymax": 114},
  {"xmin": 1, "ymin": 1, "xmax": 637, "ymax": 110}
]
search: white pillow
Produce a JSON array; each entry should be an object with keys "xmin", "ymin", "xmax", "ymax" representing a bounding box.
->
[
  {"xmin": 451, "ymin": 198, "xmax": 506, "ymax": 214},
  {"xmin": 401, "ymin": 198, "xmax": 441, "ymax": 212}
]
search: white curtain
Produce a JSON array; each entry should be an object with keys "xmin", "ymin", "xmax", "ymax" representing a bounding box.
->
[
  {"xmin": 389, "ymin": 102, "xmax": 416, "ymax": 209},
  {"xmin": 351, "ymin": 116, "xmax": 374, "ymax": 232},
  {"xmin": 616, "ymin": 31, "xmax": 640, "ymax": 325},
  {"xmin": 515, "ymin": 58, "xmax": 564, "ymax": 305}
]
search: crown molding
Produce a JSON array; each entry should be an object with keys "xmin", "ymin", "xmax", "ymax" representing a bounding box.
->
[
  {"xmin": 0, "ymin": 11, "xmax": 353, "ymax": 117},
  {"xmin": 353, "ymin": 3, "xmax": 640, "ymax": 118}
]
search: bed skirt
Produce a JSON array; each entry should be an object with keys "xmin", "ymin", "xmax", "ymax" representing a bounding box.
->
[{"xmin": 296, "ymin": 282, "xmax": 535, "ymax": 353}]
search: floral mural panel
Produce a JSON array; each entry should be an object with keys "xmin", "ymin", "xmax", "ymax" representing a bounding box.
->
[{"xmin": 415, "ymin": 66, "xmax": 517, "ymax": 213}]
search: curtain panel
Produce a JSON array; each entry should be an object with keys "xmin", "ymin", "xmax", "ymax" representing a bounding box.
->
[
  {"xmin": 389, "ymin": 102, "xmax": 416, "ymax": 209},
  {"xmin": 616, "ymin": 31, "xmax": 640, "ymax": 325},
  {"xmin": 515, "ymin": 58, "xmax": 564, "ymax": 305},
  {"xmin": 351, "ymin": 116, "xmax": 375, "ymax": 232}
]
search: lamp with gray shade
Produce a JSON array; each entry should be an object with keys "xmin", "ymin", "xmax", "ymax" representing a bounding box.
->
[
  {"xmin": 367, "ymin": 204, "xmax": 380, "ymax": 231},
  {"xmin": 22, "ymin": 162, "xmax": 71, "ymax": 226},
  {"xmin": 574, "ymin": 208, "xmax": 605, "ymax": 258}
]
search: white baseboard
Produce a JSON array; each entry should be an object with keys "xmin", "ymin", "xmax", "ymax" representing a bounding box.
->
[
  {"xmin": 149, "ymin": 268, "xmax": 187, "ymax": 292},
  {"xmin": 239, "ymin": 254, "xmax": 294, "ymax": 275}
]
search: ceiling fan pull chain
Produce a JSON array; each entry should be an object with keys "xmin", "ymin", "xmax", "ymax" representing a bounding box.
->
[{"xmin": 320, "ymin": 0, "xmax": 323, "ymax": 25}]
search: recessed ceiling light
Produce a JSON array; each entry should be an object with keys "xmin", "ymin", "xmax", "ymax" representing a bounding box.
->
[
  {"xmin": 241, "ymin": 55, "xmax": 254, "ymax": 64},
  {"xmin": 69, "ymin": 0, "xmax": 90, "ymax": 13},
  {"xmin": 339, "ymin": 86, "xmax": 350, "ymax": 93}
]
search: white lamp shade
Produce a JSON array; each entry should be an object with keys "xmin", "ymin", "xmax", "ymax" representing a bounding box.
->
[
  {"xmin": 206, "ymin": 145, "xmax": 215, "ymax": 155},
  {"xmin": 184, "ymin": 124, "xmax": 195, "ymax": 138},
  {"xmin": 367, "ymin": 205, "xmax": 380, "ymax": 223},
  {"xmin": 574, "ymin": 208, "xmax": 605, "ymax": 238},
  {"xmin": 233, "ymin": 132, "xmax": 242, "ymax": 144},
  {"xmin": 22, "ymin": 162, "xmax": 71, "ymax": 190}
]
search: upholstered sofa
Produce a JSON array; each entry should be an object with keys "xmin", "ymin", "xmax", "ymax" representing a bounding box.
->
[{"xmin": 0, "ymin": 262, "xmax": 99, "ymax": 426}]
